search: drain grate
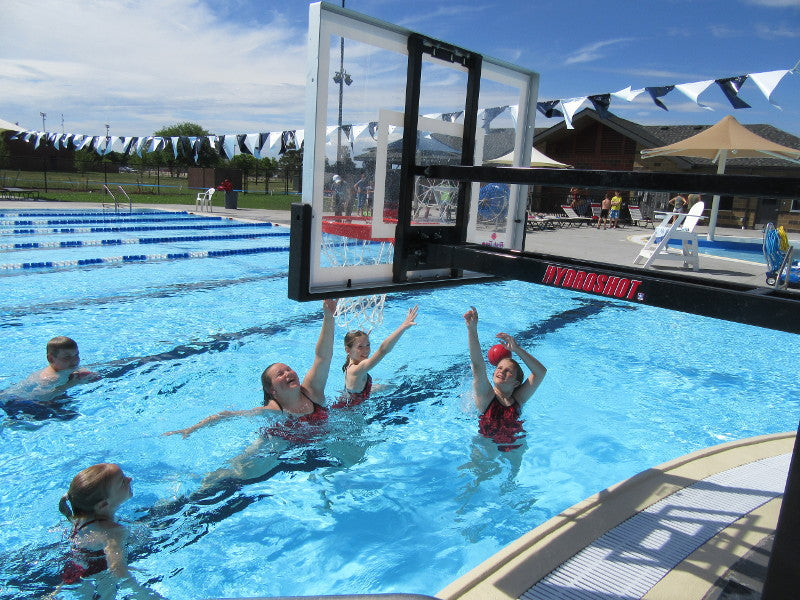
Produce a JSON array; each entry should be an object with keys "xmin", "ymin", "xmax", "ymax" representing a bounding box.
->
[{"xmin": 522, "ymin": 453, "xmax": 790, "ymax": 600}]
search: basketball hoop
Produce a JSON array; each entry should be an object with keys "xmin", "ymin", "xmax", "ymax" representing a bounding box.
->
[
  {"xmin": 334, "ymin": 294, "xmax": 386, "ymax": 332},
  {"xmin": 321, "ymin": 217, "xmax": 394, "ymax": 331}
]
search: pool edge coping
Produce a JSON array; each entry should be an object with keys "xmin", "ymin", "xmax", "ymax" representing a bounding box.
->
[{"xmin": 437, "ymin": 431, "xmax": 795, "ymax": 600}]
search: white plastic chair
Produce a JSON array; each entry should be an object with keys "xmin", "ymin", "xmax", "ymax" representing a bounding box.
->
[
  {"xmin": 634, "ymin": 201, "xmax": 705, "ymax": 271},
  {"xmin": 195, "ymin": 188, "xmax": 215, "ymax": 212}
]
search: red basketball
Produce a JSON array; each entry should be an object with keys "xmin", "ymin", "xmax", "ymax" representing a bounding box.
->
[{"xmin": 488, "ymin": 344, "xmax": 511, "ymax": 366}]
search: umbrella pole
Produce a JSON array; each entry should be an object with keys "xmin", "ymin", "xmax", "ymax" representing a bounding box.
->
[{"xmin": 706, "ymin": 152, "xmax": 727, "ymax": 241}]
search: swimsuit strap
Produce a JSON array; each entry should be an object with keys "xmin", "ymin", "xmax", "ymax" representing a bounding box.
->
[
  {"xmin": 72, "ymin": 518, "xmax": 107, "ymax": 534},
  {"xmin": 274, "ymin": 388, "xmax": 315, "ymax": 415}
]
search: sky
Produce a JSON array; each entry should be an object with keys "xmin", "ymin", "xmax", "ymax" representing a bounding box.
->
[{"xmin": 2, "ymin": 0, "xmax": 799, "ymax": 139}]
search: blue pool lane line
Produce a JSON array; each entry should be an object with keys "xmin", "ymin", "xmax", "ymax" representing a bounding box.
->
[
  {"xmin": 0, "ymin": 222, "xmax": 279, "ymax": 236},
  {"xmin": 1, "ymin": 245, "xmax": 291, "ymax": 271},
  {"xmin": 0, "ymin": 211, "xmax": 190, "ymax": 218},
  {"xmin": 0, "ymin": 215, "xmax": 224, "ymax": 226},
  {"xmin": 0, "ymin": 231, "xmax": 290, "ymax": 251}
]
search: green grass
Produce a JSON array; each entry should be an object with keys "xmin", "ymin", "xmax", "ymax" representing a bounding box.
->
[{"xmin": 33, "ymin": 190, "xmax": 296, "ymax": 210}]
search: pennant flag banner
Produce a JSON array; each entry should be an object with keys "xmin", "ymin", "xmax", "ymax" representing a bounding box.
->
[{"xmin": 9, "ymin": 66, "xmax": 795, "ymax": 162}]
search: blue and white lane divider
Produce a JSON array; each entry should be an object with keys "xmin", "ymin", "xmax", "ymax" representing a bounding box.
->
[
  {"xmin": 0, "ymin": 211, "xmax": 189, "ymax": 218},
  {"xmin": 0, "ymin": 215, "xmax": 223, "ymax": 226},
  {"xmin": 1, "ymin": 246, "xmax": 291, "ymax": 271},
  {"xmin": 0, "ymin": 222, "xmax": 280, "ymax": 236},
  {"xmin": 0, "ymin": 231, "xmax": 291, "ymax": 251}
]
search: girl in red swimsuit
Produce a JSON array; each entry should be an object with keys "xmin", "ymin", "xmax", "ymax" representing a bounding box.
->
[
  {"xmin": 59, "ymin": 463, "xmax": 158, "ymax": 596},
  {"xmin": 463, "ymin": 306, "xmax": 547, "ymax": 451},
  {"xmin": 333, "ymin": 305, "xmax": 419, "ymax": 408},
  {"xmin": 164, "ymin": 299, "xmax": 338, "ymax": 438}
]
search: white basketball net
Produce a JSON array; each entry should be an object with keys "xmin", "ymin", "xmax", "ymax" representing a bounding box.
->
[
  {"xmin": 321, "ymin": 225, "xmax": 392, "ymax": 331},
  {"xmin": 334, "ymin": 294, "xmax": 386, "ymax": 332}
]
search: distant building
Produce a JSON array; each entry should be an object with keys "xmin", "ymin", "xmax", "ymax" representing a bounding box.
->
[
  {"xmin": 533, "ymin": 108, "xmax": 800, "ymax": 231},
  {"xmin": 1, "ymin": 129, "xmax": 75, "ymax": 172}
]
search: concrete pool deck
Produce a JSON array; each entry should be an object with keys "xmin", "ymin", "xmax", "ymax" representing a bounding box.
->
[
  {"xmin": 2, "ymin": 198, "xmax": 796, "ymax": 598},
  {"xmin": 1, "ymin": 198, "xmax": 790, "ymax": 293},
  {"xmin": 437, "ymin": 432, "xmax": 795, "ymax": 600}
]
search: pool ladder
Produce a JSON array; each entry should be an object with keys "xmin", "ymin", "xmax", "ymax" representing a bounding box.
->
[{"xmin": 103, "ymin": 185, "xmax": 133, "ymax": 213}]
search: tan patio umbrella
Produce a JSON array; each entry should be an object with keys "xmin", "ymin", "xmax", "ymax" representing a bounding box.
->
[
  {"xmin": 488, "ymin": 147, "xmax": 572, "ymax": 168},
  {"xmin": 641, "ymin": 115, "xmax": 800, "ymax": 240}
]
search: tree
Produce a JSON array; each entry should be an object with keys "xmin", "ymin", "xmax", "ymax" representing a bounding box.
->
[
  {"xmin": 151, "ymin": 122, "xmax": 220, "ymax": 172},
  {"xmin": 0, "ymin": 134, "xmax": 9, "ymax": 169}
]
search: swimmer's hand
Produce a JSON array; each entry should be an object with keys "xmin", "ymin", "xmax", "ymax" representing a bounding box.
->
[
  {"xmin": 463, "ymin": 306, "xmax": 478, "ymax": 328},
  {"xmin": 162, "ymin": 429, "xmax": 192, "ymax": 439},
  {"xmin": 495, "ymin": 332, "xmax": 520, "ymax": 354},
  {"xmin": 68, "ymin": 369, "xmax": 101, "ymax": 383}
]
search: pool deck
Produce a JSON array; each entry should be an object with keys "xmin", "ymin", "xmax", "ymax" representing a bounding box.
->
[
  {"xmin": 437, "ymin": 432, "xmax": 795, "ymax": 600},
  {"xmin": 1, "ymin": 198, "xmax": 796, "ymax": 599},
  {"xmin": 1, "ymin": 198, "xmax": 790, "ymax": 292}
]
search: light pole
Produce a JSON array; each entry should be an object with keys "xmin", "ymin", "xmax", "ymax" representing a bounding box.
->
[
  {"xmin": 333, "ymin": 0, "xmax": 352, "ymax": 169},
  {"xmin": 333, "ymin": 67, "xmax": 352, "ymax": 167},
  {"xmin": 40, "ymin": 112, "xmax": 46, "ymax": 131}
]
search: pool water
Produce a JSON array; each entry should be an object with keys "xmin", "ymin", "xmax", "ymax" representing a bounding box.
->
[
  {"xmin": 666, "ymin": 238, "xmax": 764, "ymax": 262},
  {"xmin": 0, "ymin": 210, "xmax": 798, "ymax": 599}
]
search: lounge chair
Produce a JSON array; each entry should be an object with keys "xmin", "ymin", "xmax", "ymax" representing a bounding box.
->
[
  {"xmin": 633, "ymin": 201, "xmax": 705, "ymax": 271},
  {"xmin": 560, "ymin": 205, "xmax": 592, "ymax": 227},
  {"xmin": 627, "ymin": 205, "xmax": 653, "ymax": 228},
  {"xmin": 196, "ymin": 188, "xmax": 215, "ymax": 212},
  {"xmin": 526, "ymin": 212, "xmax": 558, "ymax": 231},
  {"xmin": 763, "ymin": 222, "xmax": 800, "ymax": 289}
]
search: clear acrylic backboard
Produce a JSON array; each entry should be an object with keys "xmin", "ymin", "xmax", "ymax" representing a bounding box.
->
[{"xmin": 290, "ymin": 1, "xmax": 539, "ymax": 300}]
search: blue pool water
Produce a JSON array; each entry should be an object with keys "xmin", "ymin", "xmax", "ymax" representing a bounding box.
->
[
  {"xmin": 667, "ymin": 238, "xmax": 764, "ymax": 262},
  {"xmin": 1, "ymin": 209, "xmax": 798, "ymax": 599}
]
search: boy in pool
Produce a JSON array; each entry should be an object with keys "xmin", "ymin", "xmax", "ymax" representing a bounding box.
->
[{"xmin": 1, "ymin": 336, "xmax": 100, "ymax": 419}]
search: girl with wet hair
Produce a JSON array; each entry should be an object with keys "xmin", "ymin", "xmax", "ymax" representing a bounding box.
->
[
  {"xmin": 334, "ymin": 305, "xmax": 418, "ymax": 408},
  {"xmin": 58, "ymin": 463, "xmax": 159, "ymax": 597},
  {"xmin": 463, "ymin": 306, "xmax": 547, "ymax": 451}
]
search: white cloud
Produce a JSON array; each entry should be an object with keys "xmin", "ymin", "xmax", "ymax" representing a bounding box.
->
[
  {"xmin": 744, "ymin": 0, "xmax": 800, "ymax": 6},
  {"xmin": 0, "ymin": 0, "xmax": 307, "ymax": 135},
  {"xmin": 755, "ymin": 23, "xmax": 800, "ymax": 36},
  {"xmin": 709, "ymin": 24, "xmax": 742, "ymax": 37},
  {"xmin": 564, "ymin": 38, "xmax": 634, "ymax": 66}
]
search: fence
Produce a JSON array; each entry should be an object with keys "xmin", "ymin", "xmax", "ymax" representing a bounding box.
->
[{"xmin": 0, "ymin": 155, "xmax": 301, "ymax": 196}]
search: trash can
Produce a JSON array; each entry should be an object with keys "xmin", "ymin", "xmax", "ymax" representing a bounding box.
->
[{"xmin": 224, "ymin": 190, "xmax": 238, "ymax": 209}]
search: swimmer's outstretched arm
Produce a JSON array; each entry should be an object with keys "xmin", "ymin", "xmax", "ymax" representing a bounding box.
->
[
  {"xmin": 463, "ymin": 306, "xmax": 494, "ymax": 413},
  {"xmin": 302, "ymin": 299, "xmax": 337, "ymax": 402},
  {"xmin": 496, "ymin": 332, "xmax": 547, "ymax": 406},
  {"xmin": 163, "ymin": 406, "xmax": 271, "ymax": 438},
  {"xmin": 348, "ymin": 305, "xmax": 418, "ymax": 377}
]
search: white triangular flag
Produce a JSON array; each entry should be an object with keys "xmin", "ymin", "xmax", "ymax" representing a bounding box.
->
[
  {"xmin": 351, "ymin": 124, "xmax": 367, "ymax": 140},
  {"xmin": 244, "ymin": 133, "xmax": 259, "ymax": 157},
  {"xmin": 611, "ymin": 86, "xmax": 645, "ymax": 102},
  {"xmin": 748, "ymin": 70, "xmax": 789, "ymax": 110},
  {"xmin": 674, "ymin": 80, "xmax": 714, "ymax": 110},
  {"xmin": 561, "ymin": 97, "xmax": 587, "ymax": 130},
  {"xmin": 222, "ymin": 136, "xmax": 237, "ymax": 159}
]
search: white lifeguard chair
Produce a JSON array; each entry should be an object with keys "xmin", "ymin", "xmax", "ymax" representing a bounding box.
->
[{"xmin": 634, "ymin": 201, "xmax": 705, "ymax": 271}]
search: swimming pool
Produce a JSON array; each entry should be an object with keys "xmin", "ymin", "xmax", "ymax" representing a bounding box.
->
[{"xmin": 1, "ymin": 209, "xmax": 798, "ymax": 599}]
